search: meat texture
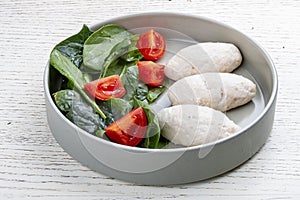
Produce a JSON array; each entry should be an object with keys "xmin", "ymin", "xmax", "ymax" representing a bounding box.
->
[
  {"xmin": 157, "ymin": 105, "xmax": 241, "ymax": 146},
  {"xmin": 165, "ymin": 42, "xmax": 242, "ymax": 80},
  {"xmin": 168, "ymin": 73, "xmax": 256, "ymax": 111}
]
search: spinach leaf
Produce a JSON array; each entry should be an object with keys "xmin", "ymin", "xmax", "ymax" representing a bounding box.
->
[
  {"xmin": 155, "ymin": 136, "xmax": 170, "ymax": 149},
  {"xmin": 50, "ymin": 49, "xmax": 86, "ymax": 89},
  {"xmin": 100, "ymin": 37, "xmax": 132, "ymax": 78},
  {"xmin": 83, "ymin": 73, "xmax": 93, "ymax": 83},
  {"xmin": 108, "ymin": 98, "xmax": 132, "ymax": 120},
  {"xmin": 100, "ymin": 98, "xmax": 133, "ymax": 121},
  {"xmin": 133, "ymin": 98, "xmax": 161, "ymax": 149},
  {"xmin": 53, "ymin": 90, "xmax": 106, "ymax": 134},
  {"xmin": 79, "ymin": 64, "xmax": 101, "ymax": 74},
  {"xmin": 50, "ymin": 50, "xmax": 106, "ymax": 118},
  {"xmin": 120, "ymin": 63, "xmax": 139, "ymax": 101},
  {"xmin": 147, "ymin": 86, "xmax": 166, "ymax": 103},
  {"xmin": 121, "ymin": 34, "xmax": 143, "ymax": 62},
  {"xmin": 83, "ymin": 24, "xmax": 132, "ymax": 71},
  {"xmin": 67, "ymin": 101, "xmax": 105, "ymax": 133},
  {"xmin": 135, "ymin": 83, "xmax": 148, "ymax": 101},
  {"xmin": 53, "ymin": 89, "xmax": 81, "ymax": 112},
  {"xmin": 119, "ymin": 62, "xmax": 160, "ymax": 103},
  {"xmin": 101, "ymin": 58, "xmax": 126, "ymax": 78},
  {"xmin": 95, "ymin": 129, "xmax": 106, "ymax": 138},
  {"xmin": 54, "ymin": 25, "xmax": 93, "ymax": 68},
  {"xmin": 132, "ymin": 97, "xmax": 149, "ymax": 108},
  {"xmin": 66, "ymin": 72, "xmax": 93, "ymax": 89}
]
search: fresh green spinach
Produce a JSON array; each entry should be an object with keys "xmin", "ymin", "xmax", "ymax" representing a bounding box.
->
[
  {"xmin": 66, "ymin": 72, "xmax": 93, "ymax": 89},
  {"xmin": 147, "ymin": 86, "xmax": 166, "ymax": 103},
  {"xmin": 67, "ymin": 101, "xmax": 105, "ymax": 134},
  {"xmin": 119, "ymin": 63, "xmax": 164, "ymax": 104},
  {"xmin": 51, "ymin": 49, "xmax": 86, "ymax": 89},
  {"xmin": 100, "ymin": 98, "xmax": 133, "ymax": 121},
  {"xmin": 155, "ymin": 136, "xmax": 170, "ymax": 149},
  {"xmin": 50, "ymin": 49, "xmax": 106, "ymax": 118},
  {"xmin": 54, "ymin": 25, "xmax": 93, "ymax": 68},
  {"xmin": 51, "ymin": 23, "xmax": 168, "ymax": 148},
  {"xmin": 120, "ymin": 63, "xmax": 139, "ymax": 101},
  {"xmin": 121, "ymin": 34, "xmax": 143, "ymax": 62},
  {"xmin": 100, "ymin": 37, "xmax": 132, "ymax": 78},
  {"xmin": 133, "ymin": 98, "xmax": 161, "ymax": 149},
  {"xmin": 53, "ymin": 89, "xmax": 81, "ymax": 112},
  {"xmin": 135, "ymin": 83, "xmax": 149, "ymax": 101},
  {"xmin": 83, "ymin": 24, "xmax": 133, "ymax": 71},
  {"xmin": 53, "ymin": 90, "xmax": 106, "ymax": 134},
  {"xmin": 101, "ymin": 59, "xmax": 126, "ymax": 78}
]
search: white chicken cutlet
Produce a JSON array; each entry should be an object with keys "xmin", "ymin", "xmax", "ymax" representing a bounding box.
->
[
  {"xmin": 168, "ymin": 73, "xmax": 256, "ymax": 111},
  {"xmin": 157, "ymin": 105, "xmax": 241, "ymax": 147},
  {"xmin": 165, "ymin": 42, "xmax": 242, "ymax": 81}
]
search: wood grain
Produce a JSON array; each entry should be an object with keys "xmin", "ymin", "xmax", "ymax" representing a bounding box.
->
[{"xmin": 0, "ymin": 0, "xmax": 299, "ymax": 199}]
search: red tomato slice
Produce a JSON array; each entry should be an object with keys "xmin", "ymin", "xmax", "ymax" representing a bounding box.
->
[
  {"xmin": 105, "ymin": 107, "xmax": 147, "ymax": 146},
  {"xmin": 84, "ymin": 75, "xmax": 126, "ymax": 101},
  {"xmin": 137, "ymin": 61, "xmax": 165, "ymax": 87},
  {"xmin": 136, "ymin": 29, "xmax": 166, "ymax": 61}
]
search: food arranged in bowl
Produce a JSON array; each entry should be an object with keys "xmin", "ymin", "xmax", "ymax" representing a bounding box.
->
[
  {"xmin": 50, "ymin": 22, "xmax": 257, "ymax": 149},
  {"xmin": 45, "ymin": 13, "xmax": 277, "ymax": 185}
]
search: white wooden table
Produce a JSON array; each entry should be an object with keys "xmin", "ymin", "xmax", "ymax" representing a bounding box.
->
[{"xmin": 1, "ymin": 0, "xmax": 299, "ymax": 199}]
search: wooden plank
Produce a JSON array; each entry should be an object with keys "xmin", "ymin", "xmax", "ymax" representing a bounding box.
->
[{"xmin": 0, "ymin": 0, "xmax": 299, "ymax": 199}]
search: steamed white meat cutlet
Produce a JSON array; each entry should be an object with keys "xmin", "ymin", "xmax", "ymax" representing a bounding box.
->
[
  {"xmin": 165, "ymin": 42, "xmax": 242, "ymax": 80},
  {"xmin": 168, "ymin": 73, "xmax": 256, "ymax": 111},
  {"xmin": 157, "ymin": 105, "xmax": 241, "ymax": 147}
]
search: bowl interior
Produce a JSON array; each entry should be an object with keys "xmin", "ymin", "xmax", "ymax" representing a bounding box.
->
[{"xmin": 47, "ymin": 13, "xmax": 276, "ymax": 149}]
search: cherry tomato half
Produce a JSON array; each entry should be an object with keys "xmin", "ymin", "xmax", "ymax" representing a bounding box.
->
[
  {"xmin": 136, "ymin": 29, "xmax": 166, "ymax": 61},
  {"xmin": 84, "ymin": 75, "xmax": 126, "ymax": 101},
  {"xmin": 105, "ymin": 107, "xmax": 147, "ymax": 146},
  {"xmin": 137, "ymin": 61, "xmax": 165, "ymax": 87}
]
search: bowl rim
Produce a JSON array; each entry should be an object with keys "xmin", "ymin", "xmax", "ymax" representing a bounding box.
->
[{"xmin": 44, "ymin": 12, "xmax": 278, "ymax": 153}]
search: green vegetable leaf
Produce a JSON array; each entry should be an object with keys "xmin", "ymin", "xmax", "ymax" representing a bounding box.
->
[
  {"xmin": 121, "ymin": 34, "xmax": 143, "ymax": 62},
  {"xmin": 147, "ymin": 86, "xmax": 166, "ymax": 103},
  {"xmin": 100, "ymin": 37, "xmax": 132, "ymax": 78},
  {"xmin": 50, "ymin": 23, "xmax": 167, "ymax": 148},
  {"xmin": 53, "ymin": 89, "xmax": 81, "ymax": 112},
  {"xmin": 101, "ymin": 58, "xmax": 127, "ymax": 78},
  {"xmin": 66, "ymin": 72, "xmax": 93, "ymax": 89},
  {"xmin": 95, "ymin": 129, "xmax": 106, "ymax": 138},
  {"xmin": 54, "ymin": 25, "xmax": 93, "ymax": 68},
  {"xmin": 53, "ymin": 90, "xmax": 106, "ymax": 134},
  {"xmin": 50, "ymin": 50, "xmax": 106, "ymax": 118},
  {"xmin": 67, "ymin": 101, "xmax": 105, "ymax": 133},
  {"xmin": 133, "ymin": 98, "xmax": 161, "ymax": 149},
  {"xmin": 135, "ymin": 83, "xmax": 148, "ymax": 101},
  {"xmin": 108, "ymin": 98, "xmax": 132, "ymax": 120},
  {"xmin": 120, "ymin": 63, "xmax": 140, "ymax": 101},
  {"xmin": 119, "ymin": 62, "xmax": 159, "ymax": 103},
  {"xmin": 50, "ymin": 49, "xmax": 86, "ymax": 89},
  {"xmin": 155, "ymin": 136, "xmax": 170, "ymax": 149},
  {"xmin": 83, "ymin": 24, "xmax": 132, "ymax": 71},
  {"xmin": 100, "ymin": 98, "xmax": 133, "ymax": 121}
]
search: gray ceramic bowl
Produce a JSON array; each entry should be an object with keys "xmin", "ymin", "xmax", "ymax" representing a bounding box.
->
[{"xmin": 44, "ymin": 13, "xmax": 278, "ymax": 185}]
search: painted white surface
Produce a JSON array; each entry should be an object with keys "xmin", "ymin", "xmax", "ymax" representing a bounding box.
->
[{"xmin": 0, "ymin": 0, "xmax": 299, "ymax": 199}]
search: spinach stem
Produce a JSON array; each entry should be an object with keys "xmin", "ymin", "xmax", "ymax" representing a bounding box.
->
[
  {"xmin": 78, "ymin": 88, "xmax": 107, "ymax": 119},
  {"xmin": 50, "ymin": 49, "xmax": 107, "ymax": 120},
  {"xmin": 100, "ymin": 62, "xmax": 110, "ymax": 78}
]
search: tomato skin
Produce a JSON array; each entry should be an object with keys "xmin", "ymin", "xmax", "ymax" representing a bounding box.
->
[
  {"xmin": 105, "ymin": 107, "xmax": 147, "ymax": 146},
  {"xmin": 137, "ymin": 61, "xmax": 165, "ymax": 87},
  {"xmin": 136, "ymin": 29, "xmax": 166, "ymax": 61},
  {"xmin": 84, "ymin": 75, "xmax": 126, "ymax": 101}
]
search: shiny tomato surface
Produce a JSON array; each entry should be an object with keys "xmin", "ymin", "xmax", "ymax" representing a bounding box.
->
[
  {"xmin": 136, "ymin": 29, "xmax": 166, "ymax": 61},
  {"xmin": 105, "ymin": 107, "xmax": 147, "ymax": 146},
  {"xmin": 137, "ymin": 61, "xmax": 165, "ymax": 87},
  {"xmin": 84, "ymin": 75, "xmax": 126, "ymax": 101}
]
